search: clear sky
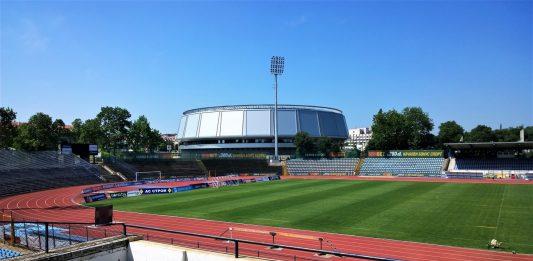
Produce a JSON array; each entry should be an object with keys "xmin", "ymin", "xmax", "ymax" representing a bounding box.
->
[{"xmin": 1, "ymin": 1, "xmax": 532, "ymax": 134}]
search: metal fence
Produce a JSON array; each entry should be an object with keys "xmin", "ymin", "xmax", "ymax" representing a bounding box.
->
[
  {"xmin": 0, "ymin": 218, "xmax": 399, "ymax": 261},
  {"xmin": 0, "ymin": 220, "xmax": 125, "ymax": 253}
]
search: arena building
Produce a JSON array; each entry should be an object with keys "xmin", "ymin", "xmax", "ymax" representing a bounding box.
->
[{"xmin": 177, "ymin": 104, "xmax": 349, "ymax": 158}]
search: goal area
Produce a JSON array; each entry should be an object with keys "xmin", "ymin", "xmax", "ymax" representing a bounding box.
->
[{"xmin": 135, "ymin": 171, "xmax": 162, "ymax": 181}]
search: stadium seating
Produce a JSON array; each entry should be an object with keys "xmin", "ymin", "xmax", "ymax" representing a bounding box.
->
[
  {"xmin": 0, "ymin": 150, "xmax": 102, "ymax": 198},
  {"xmin": 104, "ymin": 158, "xmax": 208, "ymax": 179},
  {"xmin": 445, "ymin": 171, "xmax": 484, "ymax": 179},
  {"xmin": 359, "ymin": 157, "xmax": 444, "ymax": 176},
  {"xmin": 0, "ymin": 248, "xmax": 21, "ymax": 259},
  {"xmin": 201, "ymin": 159, "xmax": 281, "ymax": 176},
  {"xmin": 286, "ymin": 158, "xmax": 359, "ymax": 175},
  {"xmin": 455, "ymin": 158, "xmax": 533, "ymax": 171}
]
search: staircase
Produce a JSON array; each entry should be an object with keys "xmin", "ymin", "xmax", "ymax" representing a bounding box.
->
[{"xmin": 354, "ymin": 158, "xmax": 365, "ymax": 175}]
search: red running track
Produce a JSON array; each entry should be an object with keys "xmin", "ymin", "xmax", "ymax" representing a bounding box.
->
[{"xmin": 1, "ymin": 179, "xmax": 532, "ymax": 261}]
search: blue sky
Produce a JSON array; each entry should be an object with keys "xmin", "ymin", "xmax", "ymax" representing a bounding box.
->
[{"xmin": 1, "ymin": 1, "xmax": 532, "ymax": 134}]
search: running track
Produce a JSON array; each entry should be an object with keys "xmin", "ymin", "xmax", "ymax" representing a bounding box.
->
[{"xmin": 1, "ymin": 177, "xmax": 532, "ymax": 261}]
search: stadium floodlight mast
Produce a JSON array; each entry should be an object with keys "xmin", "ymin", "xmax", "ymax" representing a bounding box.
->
[{"xmin": 270, "ymin": 56, "xmax": 284, "ymax": 161}]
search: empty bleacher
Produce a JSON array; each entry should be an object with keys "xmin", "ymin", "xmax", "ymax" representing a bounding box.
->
[
  {"xmin": 359, "ymin": 157, "xmax": 444, "ymax": 177},
  {"xmin": 455, "ymin": 158, "xmax": 533, "ymax": 171},
  {"xmin": 445, "ymin": 171, "xmax": 484, "ymax": 179},
  {"xmin": 104, "ymin": 158, "xmax": 208, "ymax": 179},
  {"xmin": 0, "ymin": 150, "xmax": 102, "ymax": 198},
  {"xmin": 286, "ymin": 158, "xmax": 359, "ymax": 176},
  {"xmin": 201, "ymin": 159, "xmax": 281, "ymax": 176},
  {"xmin": 0, "ymin": 248, "xmax": 21, "ymax": 259}
]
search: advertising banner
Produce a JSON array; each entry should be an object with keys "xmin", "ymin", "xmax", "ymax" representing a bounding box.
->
[
  {"xmin": 109, "ymin": 192, "xmax": 127, "ymax": 199},
  {"xmin": 172, "ymin": 186, "xmax": 193, "ymax": 193},
  {"xmin": 84, "ymin": 193, "xmax": 107, "ymax": 203},
  {"xmin": 127, "ymin": 190, "xmax": 141, "ymax": 197},
  {"xmin": 139, "ymin": 188, "xmax": 173, "ymax": 195},
  {"xmin": 367, "ymin": 150, "xmax": 443, "ymax": 158}
]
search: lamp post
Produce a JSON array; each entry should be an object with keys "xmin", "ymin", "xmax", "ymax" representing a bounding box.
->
[{"xmin": 270, "ymin": 56, "xmax": 285, "ymax": 160}]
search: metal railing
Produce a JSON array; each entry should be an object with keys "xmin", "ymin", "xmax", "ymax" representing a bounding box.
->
[
  {"xmin": 1, "ymin": 218, "xmax": 400, "ymax": 261},
  {"xmin": 0, "ymin": 220, "xmax": 126, "ymax": 253}
]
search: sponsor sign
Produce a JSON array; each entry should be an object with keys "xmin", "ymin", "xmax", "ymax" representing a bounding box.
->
[
  {"xmin": 109, "ymin": 192, "xmax": 127, "ymax": 199},
  {"xmin": 89, "ymin": 144, "xmax": 98, "ymax": 155},
  {"xmin": 127, "ymin": 190, "xmax": 141, "ymax": 197},
  {"xmin": 367, "ymin": 150, "xmax": 443, "ymax": 158},
  {"xmin": 139, "ymin": 188, "xmax": 173, "ymax": 195},
  {"xmin": 191, "ymin": 183, "xmax": 208, "ymax": 189},
  {"xmin": 84, "ymin": 193, "xmax": 107, "ymax": 203},
  {"xmin": 172, "ymin": 186, "xmax": 193, "ymax": 193}
]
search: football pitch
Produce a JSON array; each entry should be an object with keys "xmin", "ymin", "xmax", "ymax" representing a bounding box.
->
[{"xmin": 87, "ymin": 179, "xmax": 533, "ymax": 253}]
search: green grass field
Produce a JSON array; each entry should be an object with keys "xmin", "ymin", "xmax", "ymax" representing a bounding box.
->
[{"xmin": 87, "ymin": 179, "xmax": 533, "ymax": 253}]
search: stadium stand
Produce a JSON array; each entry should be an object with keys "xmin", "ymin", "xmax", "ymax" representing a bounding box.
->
[
  {"xmin": 455, "ymin": 158, "xmax": 533, "ymax": 171},
  {"xmin": 286, "ymin": 158, "xmax": 359, "ymax": 175},
  {"xmin": 0, "ymin": 248, "xmax": 21, "ymax": 259},
  {"xmin": 359, "ymin": 157, "xmax": 444, "ymax": 176},
  {"xmin": 0, "ymin": 150, "xmax": 102, "ymax": 198},
  {"xmin": 104, "ymin": 158, "xmax": 207, "ymax": 179},
  {"xmin": 445, "ymin": 171, "xmax": 484, "ymax": 179},
  {"xmin": 201, "ymin": 159, "xmax": 281, "ymax": 176}
]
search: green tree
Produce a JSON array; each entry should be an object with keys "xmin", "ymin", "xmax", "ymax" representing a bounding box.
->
[
  {"xmin": 465, "ymin": 125, "xmax": 495, "ymax": 142},
  {"xmin": 148, "ymin": 129, "xmax": 165, "ymax": 152},
  {"xmin": 403, "ymin": 107, "xmax": 434, "ymax": 149},
  {"xmin": 345, "ymin": 147, "xmax": 361, "ymax": 158},
  {"xmin": 79, "ymin": 118, "xmax": 104, "ymax": 145},
  {"xmin": 367, "ymin": 109, "xmax": 409, "ymax": 150},
  {"xmin": 0, "ymin": 107, "xmax": 17, "ymax": 149},
  {"xmin": 97, "ymin": 106, "xmax": 131, "ymax": 154},
  {"xmin": 367, "ymin": 107, "xmax": 435, "ymax": 150},
  {"xmin": 493, "ymin": 126, "xmax": 522, "ymax": 142},
  {"xmin": 52, "ymin": 119, "xmax": 72, "ymax": 144},
  {"xmin": 525, "ymin": 126, "xmax": 533, "ymax": 141},
  {"xmin": 71, "ymin": 118, "xmax": 83, "ymax": 143},
  {"xmin": 129, "ymin": 115, "xmax": 154, "ymax": 152},
  {"xmin": 14, "ymin": 112, "xmax": 56, "ymax": 151},
  {"xmin": 437, "ymin": 121, "xmax": 464, "ymax": 145},
  {"xmin": 294, "ymin": 132, "xmax": 316, "ymax": 158}
]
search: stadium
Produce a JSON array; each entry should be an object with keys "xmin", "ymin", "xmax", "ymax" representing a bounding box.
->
[
  {"xmin": 1, "ymin": 118, "xmax": 533, "ymax": 261},
  {"xmin": 177, "ymin": 104, "xmax": 349, "ymax": 158}
]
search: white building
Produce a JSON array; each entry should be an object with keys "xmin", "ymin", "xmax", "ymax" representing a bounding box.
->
[{"xmin": 346, "ymin": 127, "xmax": 372, "ymax": 151}]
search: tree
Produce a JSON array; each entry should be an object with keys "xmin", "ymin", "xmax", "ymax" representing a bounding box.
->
[
  {"xmin": 148, "ymin": 129, "xmax": 165, "ymax": 152},
  {"xmin": 465, "ymin": 125, "xmax": 495, "ymax": 142},
  {"xmin": 367, "ymin": 107, "xmax": 435, "ymax": 150},
  {"xmin": 402, "ymin": 107, "xmax": 434, "ymax": 149},
  {"xmin": 78, "ymin": 118, "xmax": 104, "ymax": 145},
  {"xmin": 97, "ymin": 106, "xmax": 131, "ymax": 154},
  {"xmin": 345, "ymin": 147, "xmax": 361, "ymax": 158},
  {"xmin": 437, "ymin": 121, "xmax": 464, "ymax": 145},
  {"xmin": 367, "ymin": 109, "xmax": 409, "ymax": 150},
  {"xmin": 316, "ymin": 137, "xmax": 343, "ymax": 158},
  {"xmin": 0, "ymin": 107, "xmax": 17, "ymax": 149},
  {"xmin": 52, "ymin": 119, "xmax": 72, "ymax": 144},
  {"xmin": 526, "ymin": 126, "xmax": 533, "ymax": 141},
  {"xmin": 129, "ymin": 115, "xmax": 154, "ymax": 152},
  {"xmin": 294, "ymin": 132, "xmax": 316, "ymax": 158},
  {"xmin": 71, "ymin": 118, "xmax": 83, "ymax": 143},
  {"xmin": 493, "ymin": 126, "xmax": 522, "ymax": 142},
  {"xmin": 14, "ymin": 112, "xmax": 56, "ymax": 151}
]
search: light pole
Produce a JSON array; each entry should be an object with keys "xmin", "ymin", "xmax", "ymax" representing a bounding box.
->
[{"xmin": 270, "ymin": 56, "xmax": 284, "ymax": 160}]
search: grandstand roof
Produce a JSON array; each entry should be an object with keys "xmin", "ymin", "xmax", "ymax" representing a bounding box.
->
[
  {"xmin": 444, "ymin": 141, "xmax": 533, "ymax": 149},
  {"xmin": 183, "ymin": 104, "xmax": 343, "ymax": 115}
]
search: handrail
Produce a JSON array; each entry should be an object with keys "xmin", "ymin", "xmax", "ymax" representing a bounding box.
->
[
  {"xmin": 1, "ymin": 220, "xmax": 400, "ymax": 260},
  {"xmin": 125, "ymin": 224, "xmax": 400, "ymax": 261}
]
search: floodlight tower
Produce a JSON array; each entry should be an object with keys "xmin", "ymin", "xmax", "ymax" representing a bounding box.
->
[{"xmin": 270, "ymin": 56, "xmax": 285, "ymax": 160}]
